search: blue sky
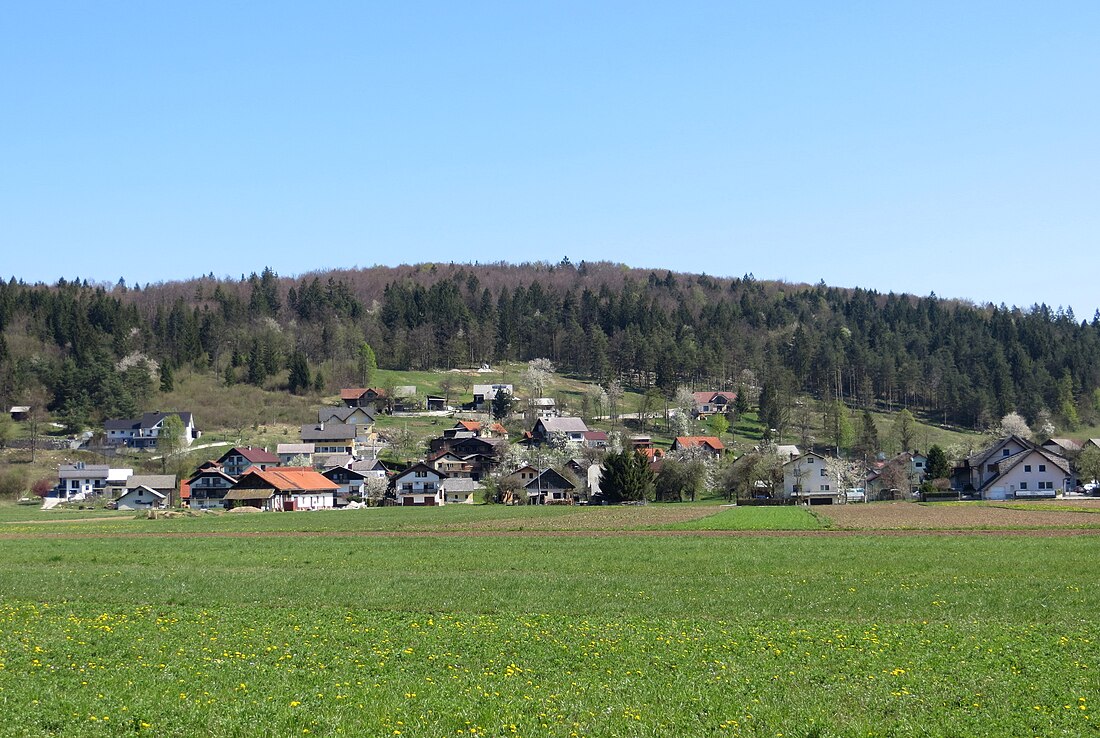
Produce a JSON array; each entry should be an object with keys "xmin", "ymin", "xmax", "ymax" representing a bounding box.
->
[{"xmin": 2, "ymin": 2, "xmax": 1098, "ymax": 315}]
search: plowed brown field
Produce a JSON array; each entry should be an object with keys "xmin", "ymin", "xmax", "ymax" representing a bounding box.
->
[{"xmin": 821, "ymin": 499, "xmax": 1100, "ymax": 529}]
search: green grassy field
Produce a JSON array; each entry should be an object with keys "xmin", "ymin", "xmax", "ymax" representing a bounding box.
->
[{"xmin": 0, "ymin": 503, "xmax": 1098, "ymax": 737}]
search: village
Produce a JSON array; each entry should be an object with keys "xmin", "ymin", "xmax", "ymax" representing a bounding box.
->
[{"xmin": 34, "ymin": 374, "xmax": 1100, "ymax": 513}]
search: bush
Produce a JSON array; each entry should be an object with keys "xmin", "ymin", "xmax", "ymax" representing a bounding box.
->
[
  {"xmin": 0, "ymin": 469, "xmax": 29, "ymax": 499},
  {"xmin": 32, "ymin": 478, "xmax": 55, "ymax": 498}
]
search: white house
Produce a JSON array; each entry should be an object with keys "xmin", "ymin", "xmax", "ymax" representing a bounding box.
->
[
  {"xmin": 103, "ymin": 412, "xmax": 198, "ymax": 449},
  {"xmin": 531, "ymin": 417, "xmax": 589, "ymax": 445},
  {"xmin": 115, "ymin": 485, "xmax": 168, "ymax": 510},
  {"xmin": 782, "ymin": 452, "xmax": 842, "ymax": 504},
  {"xmin": 57, "ymin": 463, "xmax": 133, "ymax": 501},
  {"xmin": 963, "ymin": 436, "xmax": 1071, "ymax": 499},
  {"xmin": 442, "ymin": 477, "xmax": 482, "ymax": 504},
  {"xmin": 392, "ymin": 463, "xmax": 447, "ymax": 506},
  {"xmin": 472, "ymin": 384, "xmax": 513, "ymax": 411}
]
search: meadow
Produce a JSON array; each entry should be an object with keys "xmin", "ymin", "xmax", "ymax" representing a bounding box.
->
[{"xmin": 0, "ymin": 503, "xmax": 1097, "ymax": 737}]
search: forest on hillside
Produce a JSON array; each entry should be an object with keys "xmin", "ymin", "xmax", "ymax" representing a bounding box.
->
[{"xmin": 1, "ymin": 260, "xmax": 1098, "ymax": 434}]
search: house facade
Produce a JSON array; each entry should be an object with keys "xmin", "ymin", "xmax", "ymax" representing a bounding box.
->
[
  {"xmin": 692, "ymin": 392, "xmax": 735, "ymax": 418},
  {"xmin": 277, "ymin": 443, "xmax": 315, "ymax": 466},
  {"xmin": 187, "ymin": 468, "xmax": 238, "ymax": 510},
  {"xmin": 104, "ymin": 411, "xmax": 198, "ymax": 448},
  {"xmin": 782, "ymin": 452, "xmax": 841, "ymax": 504},
  {"xmin": 531, "ymin": 417, "xmax": 589, "ymax": 445},
  {"xmin": 115, "ymin": 485, "xmax": 168, "ymax": 510},
  {"xmin": 300, "ymin": 423, "xmax": 356, "ymax": 455},
  {"xmin": 671, "ymin": 436, "xmax": 725, "ymax": 458},
  {"xmin": 217, "ymin": 447, "xmax": 279, "ymax": 478},
  {"xmin": 224, "ymin": 467, "xmax": 338, "ymax": 511},
  {"xmin": 391, "ymin": 463, "xmax": 447, "ymax": 506},
  {"xmin": 57, "ymin": 463, "xmax": 133, "ymax": 500},
  {"xmin": 524, "ymin": 468, "xmax": 576, "ymax": 504}
]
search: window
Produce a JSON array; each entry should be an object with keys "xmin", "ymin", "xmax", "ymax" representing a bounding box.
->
[
  {"xmin": 1002, "ymin": 449, "xmax": 1010, "ymax": 457},
  {"xmin": 820, "ymin": 468, "xmax": 827, "ymax": 477},
  {"xmin": 1020, "ymin": 482, "xmax": 1028, "ymax": 490},
  {"xmin": 1039, "ymin": 464, "xmax": 1046, "ymax": 472},
  {"xmin": 1024, "ymin": 465, "xmax": 1031, "ymax": 473},
  {"xmin": 821, "ymin": 484, "xmax": 830, "ymax": 491},
  {"xmin": 807, "ymin": 457, "xmax": 814, "ymax": 464},
  {"xmin": 915, "ymin": 461, "xmax": 924, "ymax": 468}
]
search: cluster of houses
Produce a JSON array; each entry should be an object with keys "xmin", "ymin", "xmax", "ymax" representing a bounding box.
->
[
  {"xmin": 778, "ymin": 434, "xmax": 1092, "ymax": 504},
  {"xmin": 51, "ymin": 381, "xmax": 1100, "ymax": 512}
]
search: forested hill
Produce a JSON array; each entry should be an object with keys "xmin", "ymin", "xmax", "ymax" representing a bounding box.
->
[{"xmin": 1, "ymin": 260, "xmax": 1098, "ymax": 433}]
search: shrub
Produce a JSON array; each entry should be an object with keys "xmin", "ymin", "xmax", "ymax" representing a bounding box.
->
[{"xmin": 0, "ymin": 469, "xmax": 29, "ymax": 499}]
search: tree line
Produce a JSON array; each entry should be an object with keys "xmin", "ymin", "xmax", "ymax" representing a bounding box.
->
[{"xmin": 2, "ymin": 262, "xmax": 1099, "ymax": 434}]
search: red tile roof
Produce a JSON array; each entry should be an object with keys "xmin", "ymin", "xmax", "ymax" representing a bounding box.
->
[
  {"xmin": 674, "ymin": 436, "xmax": 725, "ymax": 451},
  {"xmin": 340, "ymin": 388, "xmax": 367, "ymax": 401},
  {"xmin": 240, "ymin": 467, "xmax": 339, "ymax": 492}
]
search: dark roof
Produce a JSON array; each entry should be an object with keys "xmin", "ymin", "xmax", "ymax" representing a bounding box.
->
[
  {"xmin": 524, "ymin": 468, "xmax": 576, "ymax": 492},
  {"xmin": 125, "ymin": 474, "xmax": 176, "ymax": 490},
  {"xmin": 300, "ymin": 423, "xmax": 357, "ymax": 441},
  {"xmin": 392, "ymin": 462, "xmax": 449, "ymax": 482},
  {"xmin": 220, "ymin": 446, "xmax": 279, "ymax": 464},
  {"xmin": 105, "ymin": 411, "xmax": 193, "ymax": 431}
]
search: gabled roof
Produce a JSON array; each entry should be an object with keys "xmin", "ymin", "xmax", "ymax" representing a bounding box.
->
[
  {"xmin": 525, "ymin": 468, "xmax": 576, "ymax": 492},
  {"xmin": 582, "ymin": 431, "xmax": 608, "ymax": 441},
  {"xmin": 59, "ymin": 464, "xmax": 110, "ymax": 479},
  {"xmin": 277, "ymin": 443, "xmax": 315, "ymax": 455},
  {"xmin": 442, "ymin": 478, "xmax": 483, "ymax": 493},
  {"xmin": 784, "ymin": 451, "xmax": 827, "ymax": 468},
  {"xmin": 220, "ymin": 446, "xmax": 279, "ymax": 464},
  {"xmin": 125, "ymin": 474, "xmax": 176, "ymax": 490},
  {"xmin": 321, "ymin": 466, "xmax": 368, "ymax": 481},
  {"xmin": 392, "ymin": 462, "xmax": 449, "ymax": 482},
  {"xmin": 968, "ymin": 435, "xmax": 1033, "ymax": 468},
  {"xmin": 188, "ymin": 468, "xmax": 237, "ymax": 485},
  {"xmin": 455, "ymin": 420, "xmax": 481, "ymax": 432},
  {"xmin": 693, "ymin": 391, "xmax": 734, "ymax": 405},
  {"xmin": 472, "ymin": 384, "xmax": 511, "ymax": 397},
  {"xmin": 1043, "ymin": 438, "xmax": 1082, "ymax": 454},
  {"xmin": 106, "ymin": 411, "xmax": 193, "ymax": 431},
  {"xmin": 774, "ymin": 445, "xmax": 802, "ymax": 461},
  {"xmin": 349, "ymin": 458, "xmax": 390, "ymax": 473},
  {"xmin": 535, "ymin": 417, "xmax": 589, "ymax": 434},
  {"xmin": 119, "ymin": 485, "xmax": 167, "ymax": 500},
  {"xmin": 340, "ymin": 388, "xmax": 367, "ymax": 401},
  {"xmin": 319, "ymin": 406, "xmax": 376, "ymax": 424},
  {"xmin": 234, "ymin": 467, "xmax": 339, "ymax": 493},
  {"xmin": 674, "ymin": 436, "xmax": 725, "ymax": 451},
  {"xmin": 300, "ymin": 423, "xmax": 357, "ymax": 441},
  {"xmin": 980, "ymin": 446, "xmax": 1071, "ymax": 490}
]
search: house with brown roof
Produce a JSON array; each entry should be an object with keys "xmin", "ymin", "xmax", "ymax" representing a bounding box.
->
[
  {"xmin": 224, "ymin": 467, "xmax": 339, "ymax": 511},
  {"xmin": 671, "ymin": 436, "xmax": 726, "ymax": 458},
  {"xmin": 217, "ymin": 446, "xmax": 279, "ymax": 478},
  {"xmin": 340, "ymin": 387, "xmax": 388, "ymax": 409}
]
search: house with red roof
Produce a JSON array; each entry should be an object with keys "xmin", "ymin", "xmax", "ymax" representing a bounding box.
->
[
  {"xmin": 224, "ymin": 467, "xmax": 339, "ymax": 511},
  {"xmin": 692, "ymin": 392, "xmax": 735, "ymax": 418},
  {"xmin": 216, "ymin": 446, "xmax": 280, "ymax": 478},
  {"xmin": 671, "ymin": 436, "xmax": 726, "ymax": 458}
]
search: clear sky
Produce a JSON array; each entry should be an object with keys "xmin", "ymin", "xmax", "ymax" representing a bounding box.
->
[{"xmin": 2, "ymin": 2, "xmax": 1098, "ymax": 315}]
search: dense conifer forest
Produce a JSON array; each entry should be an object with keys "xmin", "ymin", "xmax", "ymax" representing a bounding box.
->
[{"xmin": 1, "ymin": 260, "xmax": 1098, "ymax": 433}]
